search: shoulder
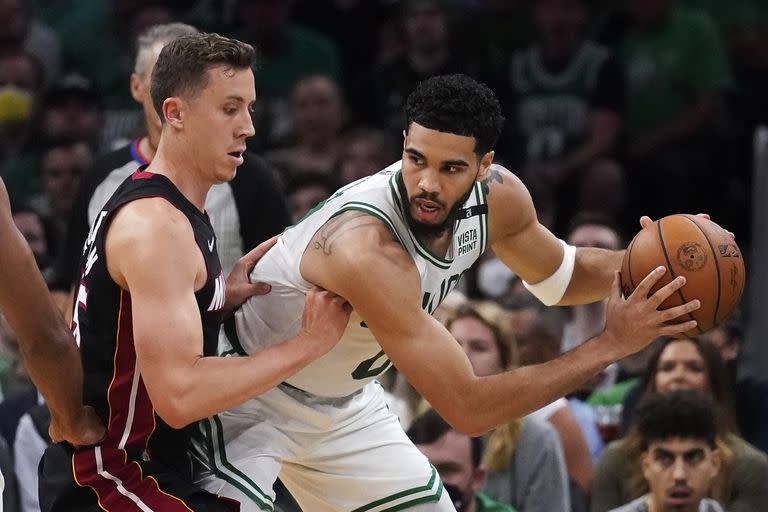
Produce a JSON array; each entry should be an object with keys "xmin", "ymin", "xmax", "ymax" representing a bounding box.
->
[
  {"xmin": 482, "ymin": 163, "xmax": 536, "ymax": 239},
  {"xmin": 724, "ymin": 434, "xmax": 768, "ymax": 470},
  {"xmin": 606, "ymin": 497, "xmax": 646, "ymax": 512},
  {"xmin": 107, "ymin": 197, "xmax": 195, "ymax": 255}
]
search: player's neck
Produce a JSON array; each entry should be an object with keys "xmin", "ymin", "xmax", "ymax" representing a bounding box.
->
[{"xmin": 149, "ymin": 139, "xmax": 211, "ymax": 212}]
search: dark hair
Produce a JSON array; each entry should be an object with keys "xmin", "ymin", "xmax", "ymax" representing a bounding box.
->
[
  {"xmin": 404, "ymin": 74, "xmax": 505, "ymax": 155},
  {"xmin": 150, "ymin": 32, "xmax": 256, "ymax": 121},
  {"xmin": 565, "ymin": 211, "xmax": 624, "ymax": 245},
  {"xmin": 639, "ymin": 337, "xmax": 737, "ymax": 434},
  {"xmin": 635, "ymin": 391, "xmax": 719, "ymax": 450},
  {"xmin": 407, "ymin": 409, "xmax": 484, "ymax": 468}
]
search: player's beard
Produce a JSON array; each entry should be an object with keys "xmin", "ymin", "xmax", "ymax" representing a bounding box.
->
[{"xmin": 396, "ymin": 173, "xmax": 475, "ymax": 241}]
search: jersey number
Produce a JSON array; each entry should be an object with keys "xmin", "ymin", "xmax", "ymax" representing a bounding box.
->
[
  {"xmin": 72, "ymin": 282, "xmax": 88, "ymax": 346},
  {"xmin": 351, "ymin": 350, "xmax": 392, "ymax": 380}
]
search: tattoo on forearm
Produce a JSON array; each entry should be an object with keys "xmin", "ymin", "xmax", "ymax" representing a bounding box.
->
[
  {"xmin": 312, "ymin": 212, "xmax": 379, "ymax": 256},
  {"xmin": 480, "ymin": 168, "xmax": 504, "ymax": 196}
]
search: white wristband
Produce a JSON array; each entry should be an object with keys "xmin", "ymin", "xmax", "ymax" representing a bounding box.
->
[{"xmin": 522, "ymin": 239, "xmax": 576, "ymax": 306}]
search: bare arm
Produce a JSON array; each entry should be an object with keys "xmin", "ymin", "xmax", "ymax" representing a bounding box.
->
[
  {"xmin": 301, "ymin": 211, "xmax": 700, "ymax": 436},
  {"xmin": 0, "ymin": 180, "xmax": 104, "ymax": 446},
  {"xmin": 108, "ymin": 199, "xmax": 349, "ymax": 429},
  {"xmin": 486, "ymin": 166, "xmax": 622, "ymax": 305}
]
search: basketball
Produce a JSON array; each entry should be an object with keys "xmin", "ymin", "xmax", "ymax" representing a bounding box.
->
[{"xmin": 620, "ymin": 214, "xmax": 745, "ymax": 336}]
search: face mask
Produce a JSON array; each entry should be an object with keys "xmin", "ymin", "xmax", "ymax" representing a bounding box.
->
[
  {"xmin": 476, "ymin": 256, "xmax": 516, "ymax": 298},
  {"xmin": 0, "ymin": 85, "xmax": 33, "ymax": 123}
]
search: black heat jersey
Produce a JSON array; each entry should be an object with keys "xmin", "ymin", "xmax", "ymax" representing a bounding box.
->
[{"xmin": 39, "ymin": 168, "xmax": 234, "ymax": 512}]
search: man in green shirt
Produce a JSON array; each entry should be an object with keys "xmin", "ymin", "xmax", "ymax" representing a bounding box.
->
[
  {"xmin": 620, "ymin": 0, "xmax": 731, "ymax": 225},
  {"xmin": 409, "ymin": 409, "xmax": 518, "ymax": 512}
]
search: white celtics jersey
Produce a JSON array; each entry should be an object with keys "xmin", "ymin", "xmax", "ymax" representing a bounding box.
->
[{"xmin": 229, "ymin": 161, "xmax": 490, "ymax": 397}]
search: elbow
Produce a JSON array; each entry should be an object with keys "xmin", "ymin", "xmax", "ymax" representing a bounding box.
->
[
  {"xmin": 439, "ymin": 397, "xmax": 494, "ymax": 437},
  {"xmin": 154, "ymin": 400, "xmax": 194, "ymax": 430}
]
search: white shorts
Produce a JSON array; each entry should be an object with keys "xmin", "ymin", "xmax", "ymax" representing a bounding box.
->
[{"xmin": 192, "ymin": 382, "xmax": 454, "ymax": 512}]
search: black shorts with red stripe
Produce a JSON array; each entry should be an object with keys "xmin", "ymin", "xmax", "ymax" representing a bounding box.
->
[{"xmin": 39, "ymin": 442, "xmax": 239, "ymax": 512}]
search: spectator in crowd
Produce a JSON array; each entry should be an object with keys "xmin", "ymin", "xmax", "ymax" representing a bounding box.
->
[
  {"xmin": 408, "ymin": 408, "xmax": 519, "ymax": 512},
  {"xmin": 28, "ymin": 141, "xmax": 92, "ymax": 255},
  {"xmin": 0, "ymin": 0, "xmax": 60, "ymax": 86},
  {"xmin": 362, "ymin": 0, "xmax": 499, "ymax": 138},
  {"xmin": 228, "ymin": 0, "xmax": 342, "ymax": 150},
  {"xmin": 284, "ymin": 172, "xmax": 338, "ymax": 224},
  {"xmin": 337, "ymin": 127, "xmax": 398, "ymax": 186},
  {"xmin": 446, "ymin": 301, "xmax": 571, "ymax": 512},
  {"xmin": 619, "ymin": 0, "xmax": 731, "ymax": 228},
  {"xmin": 561, "ymin": 213, "xmax": 624, "ymax": 395},
  {"xmin": 700, "ymin": 314, "xmax": 768, "ymax": 454},
  {"xmin": 591, "ymin": 337, "xmax": 768, "ymax": 512},
  {"xmin": 10, "ymin": 206, "xmax": 52, "ymax": 277},
  {"xmin": 53, "ymin": 22, "xmax": 291, "ymax": 293},
  {"xmin": 607, "ymin": 390, "xmax": 725, "ymax": 512},
  {"xmin": 509, "ymin": 299, "xmax": 595, "ymax": 507},
  {"xmin": 0, "ymin": 49, "xmax": 44, "ymax": 195},
  {"xmin": 266, "ymin": 74, "xmax": 348, "ymax": 178},
  {"xmin": 13, "ymin": 400, "xmax": 47, "ymax": 512},
  {"xmin": 0, "ymin": 432, "xmax": 18, "ymax": 512},
  {"xmin": 505, "ymin": 0, "xmax": 625, "ymax": 234},
  {"xmin": 38, "ymin": 74, "xmax": 105, "ymax": 151}
]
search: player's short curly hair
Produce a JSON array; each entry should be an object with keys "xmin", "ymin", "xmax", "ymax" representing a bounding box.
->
[{"xmin": 404, "ymin": 74, "xmax": 505, "ymax": 155}]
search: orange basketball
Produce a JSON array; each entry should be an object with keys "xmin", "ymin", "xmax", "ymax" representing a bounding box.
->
[{"xmin": 620, "ymin": 214, "xmax": 745, "ymax": 336}]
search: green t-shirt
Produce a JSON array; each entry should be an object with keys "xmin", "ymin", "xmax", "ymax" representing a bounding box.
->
[
  {"xmin": 621, "ymin": 7, "xmax": 731, "ymax": 136},
  {"xmin": 587, "ymin": 378, "xmax": 638, "ymax": 406},
  {"xmin": 476, "ymin": 491, "xmax": 518, "ymax": 512}
]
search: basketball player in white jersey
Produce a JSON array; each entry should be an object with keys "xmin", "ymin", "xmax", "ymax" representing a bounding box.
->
[{"xmin": 195, "ymin": 74, "xmax": 702, "ymax": 511}]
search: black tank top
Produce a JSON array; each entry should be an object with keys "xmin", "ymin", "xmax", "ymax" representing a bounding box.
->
[{"xmin": 72, "ymin": 167, "xmax": 225, "ymax": 479}]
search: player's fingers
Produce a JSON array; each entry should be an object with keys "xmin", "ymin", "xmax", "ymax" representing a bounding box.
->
[
  {"xmin": 658, "ymin": 320, "xmax": 698, "ymax": 337},
  {"xmin": 658, "ymin": 299, "xmax": 700, "ymax": 322},
  {"xmin": 695, "ymin": 213, "xmax": 711, "ymax": 220},
  {"xmin": 610, "ymin": 271, "xmax": 622, "ymax": 300},
  {"xmin": 639, "ymin": 216, "xmax": 653, "ymax": 228},
  {"xmin": 240, "ymin": 235, "xmax": 279, "ymax": 269},
  {"xmin": 248, "ymin": 281, "xmax": 272, "ymax": 295},
  {"xmin": 630, "ymin": 266, "xmax": 666, "ymax": 301},
  {"xmin": 648, "ymin": 275, "xmax": 687, "ymax": 308}
]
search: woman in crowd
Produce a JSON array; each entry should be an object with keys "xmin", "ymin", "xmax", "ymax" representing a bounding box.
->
[{"xmin": 591, "ymin": 337, "xmax": 768, "ymax": 512}]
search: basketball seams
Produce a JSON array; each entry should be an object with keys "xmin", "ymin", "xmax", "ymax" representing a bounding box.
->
[
  {"xmin": 681, "ymin": 215, "xmax": 722, "ymax": 327},
  {"xmin": 656, "ymin": 219, "xmax": 703, "ymax": 334},
  {"xmin": 625, "ymin": 236, "xmax": 638, "ymax": 293}
]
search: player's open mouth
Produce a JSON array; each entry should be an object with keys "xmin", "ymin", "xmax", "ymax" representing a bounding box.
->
[
  {"xmin": 413, "ymin": 199, "xmax": 442, "ymax": 223},
  {"xmin": 228, "ymin": 151, "xmax": 244, "ymax": 165}
]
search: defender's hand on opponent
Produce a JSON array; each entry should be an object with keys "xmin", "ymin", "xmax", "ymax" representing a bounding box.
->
[
  {"xmin": 223, "ymin": 235, "xmax": 279, "ymax": 315},
  {"xmin": 602, "ymin": 268, "xmax": 700, "ymax": 359},
  {"xmin": 300, "ymin": 287, "xmax": 352, "ymax": 358},
  {"xmin": 49, "ymin": 405, "xmax": 106, "ymax": 448}
]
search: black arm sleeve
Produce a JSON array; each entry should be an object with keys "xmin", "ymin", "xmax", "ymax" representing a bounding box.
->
[{"xmin": 229, "ymin": 152, "xmax": 292, "ymax": 252}]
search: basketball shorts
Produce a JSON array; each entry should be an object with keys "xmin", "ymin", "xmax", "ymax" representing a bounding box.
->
[
  {"xmin": 39, "ymin": 442, "xmax": 239, "ymax": 512},
  {"xmin": 193, "ymin": 382, "xmax": 454, "ymax": 512}
]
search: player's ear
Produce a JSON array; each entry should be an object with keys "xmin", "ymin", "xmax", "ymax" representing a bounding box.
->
[
  {"xmin": 163, "ymin": 97, "xmax": 183, "ymax": 128},
  {"xmin": 129, "ymin": 73, "xmax": 143, "ymax": 103},
  {"xmin": 477, "ymin": 151, "xmax": 495, "ymax": 180}
]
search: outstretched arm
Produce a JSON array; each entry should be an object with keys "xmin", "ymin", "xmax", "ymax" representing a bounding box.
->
[
  {"xmin": 108, "ymin": 199, "xmax": 350, "ymax": 429},
  {"xmin": 0, "ymin": 179, "xmax": 104, "ymax": 447},
  {"xmin": 302, "ymin": 211, "xmax": 699, "ymax": 436},
  {"xmin": 485, "ymin": 166, "xmax": 622, "ymax": 305}
]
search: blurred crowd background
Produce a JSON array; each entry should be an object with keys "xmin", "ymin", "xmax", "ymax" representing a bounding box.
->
[{"xmin": 1, "ymin": 0, "xmax": 768, "ymax": 511}]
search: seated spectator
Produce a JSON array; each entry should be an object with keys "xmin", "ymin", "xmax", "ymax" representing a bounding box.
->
[
  {"xmin": 266, "ymin": 74, "xmax": 348, "ymax": 179},
  {"xmin": 618, "ymin": 0, "xmax": 731, "ymax": 230},
  {"xmin": 446, "ymin": 301, "xmax": 571, "ymax": 512},
  {"xmin": 591, "ymin": 337, "xmax": 768, "ymax": 512},
  {"xmin": 10, "ymin": 205, "xmax": 53, "ymax": 277},
  {"xmin": 608, "ymin": 390, "xmax": 724, "ymax": 512},
  {"xmin": 408, "ymin": 408, "xmax": 519, "ymax": 512},
  {"xmin": 228, "ymin": 0, "xmax": 342, "ymax": 150},
  {"xmin": 337, "ymin": 127, "xmax": 398, "ymax": 185},
  {"xmin": 28, "ymin": 141, "xmax": 92, "ymax": 253},
  {"xmin": 0, "ymin": 0, "xmax": 61, "ymax": 85},
  {"xmin": 509, "ymin": 299, "xmax": 596, "ymax": 500},
  {"xmin": 505, "ymin": 0, "xmax": 625, "ymax": 234},
  {"xmin": 284, "ymin": 172, "xmax": 338, "ymax": 224}
]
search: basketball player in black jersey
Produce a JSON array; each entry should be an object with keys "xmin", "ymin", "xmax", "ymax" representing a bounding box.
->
[{"xmin": 38, "ymin": 33, "xmax": 351, "ymax": 512}]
